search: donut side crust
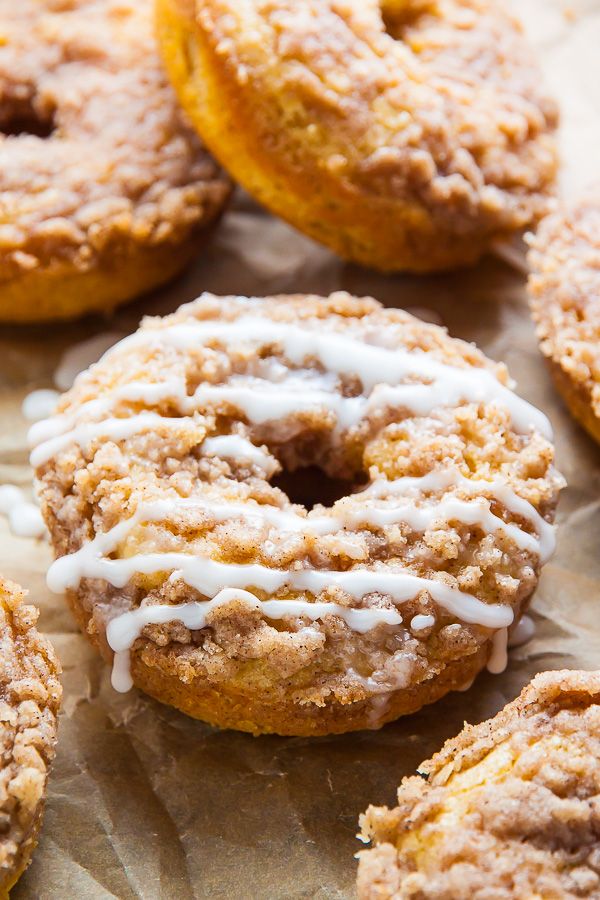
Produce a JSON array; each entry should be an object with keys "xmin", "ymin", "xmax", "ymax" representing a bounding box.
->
[
  {"xmin": 358, "ymin": 670, "xmax": 600, "ymax": 899},
  {"xmin": 0, "ymin": 224, "xmax": 218, "ymax": 324}
]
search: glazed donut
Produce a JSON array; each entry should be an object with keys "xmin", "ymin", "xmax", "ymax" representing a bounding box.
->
[
  {"xmin": 358, "ymin": 670, "xmax": 600, "ymax": 900},
  {"xmin": 528, "ymin": 193, "xmax": 600, "ymax": 446},
  {"xmin": 157, "ymin": 0, "xmax": 558, "ymax": 273},
  {"xmin": 0, "ymin": 0, "xmax": 230, "ymax": 323},
  {"xmin": 0, "ymin": 578, "xmax": 61, "ymax": 895},
  {"xmin": 32, "ymin": 292, "xmax": 562, "ymax": 736}
]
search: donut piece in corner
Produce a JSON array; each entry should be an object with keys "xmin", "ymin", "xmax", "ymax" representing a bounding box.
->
[
  {"xmin": 358, "ymin": 670, "xmax": 600, "ymax": 900},
  {"xmin": 0, "ymin": 578, "xmax": 61, "ymax": 895}
]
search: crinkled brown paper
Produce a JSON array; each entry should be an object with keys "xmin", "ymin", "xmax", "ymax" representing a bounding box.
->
[{"xmin": 2, "ymin": 2, "xmax": 600, "ymax": 896}]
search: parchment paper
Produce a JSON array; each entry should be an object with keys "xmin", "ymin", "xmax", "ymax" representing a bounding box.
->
[{"xmin": 2, "ymin": 2, "xmax": 600, "ymax": 896}]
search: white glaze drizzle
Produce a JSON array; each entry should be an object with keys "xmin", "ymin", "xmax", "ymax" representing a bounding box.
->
[
  {"xmin": 22, "ymin": 389, "xmax": 60, "ymax": 422},
  {"xmin": 30, "ymin": 309, "xmax": 552, "ymax": 469},
  {"xmin": 486, "ymin": 627, "xmax": 509, "ymax": 674},
  {"xmin": 38, "ymin": 474, "xmax": 548, "ymax": 558},
  {"xmin": 30, "ymin": 413, "xmax": 199, "ymax": 468},
  {"xmin": 410, "ymin": 614, "xmax": 435, "ymax": 632},
  {"xmin": 106, "ymin": 315, "xmax": 551, "ymax": 438},
  {"xmin": 366, "ymin": 694, "xmax": 392, "ymax": 729},
  {"xmin": 106, "ymin": 587, "xmax": 402, "ymax": 692},
  {"xmin": 47, "ymin": 502, "xmax": 513, "ymax": 629},
  {"xmin": 201, "ymin": 434, "xmax": 277, "ymax": 476},
  {"xmin": 0, "ymin": 484, "xmax": 46, "ymax": 538},
  {"xmin": 363, "ymin": 471, "xmax": 555, "ymax": 563},
  {"xmin": 0, "ymin": 485, "xmax": 24, "ymax": 516}
]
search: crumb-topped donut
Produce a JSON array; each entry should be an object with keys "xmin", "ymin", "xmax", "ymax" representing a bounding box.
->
[
  {"xmin": 0, "ymin": 0, "xmax": 230, "ymax": 323},
  {"xmin": 32, "ymin": 292, "xmax": 562, "ymax": 736},
  {"xmin": 157, "ymin": 0, "xmax": 558, "ymax": 273},
  {"xmin": 529, "ymin": 193, "xmax": 600, "ymax": 446},
  {"xmin": 0, "ymin": 578, "xmax": 61, "ymax": 895},
  {"xmin": 358, "ymin": 670, "xmax": 600, "ymax": 899}
]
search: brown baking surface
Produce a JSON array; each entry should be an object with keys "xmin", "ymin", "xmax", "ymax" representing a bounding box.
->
[{"xmin": 2, "ymin": 1, "xmax": 600, "ymax": 896}]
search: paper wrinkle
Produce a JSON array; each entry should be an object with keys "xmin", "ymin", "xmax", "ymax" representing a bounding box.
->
[{"xmin": 1, "ymin": 2, "xmax": 599, "ymax": 896}]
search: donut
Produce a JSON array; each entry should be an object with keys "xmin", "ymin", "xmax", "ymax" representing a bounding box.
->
[
  {"xmin": 0, "ymin": 0, "xmax": 231, "ymax": 324},
  {"xmin": 0, "ymin": 578, "xmax": 61, "ymax": 895},
  {"xmin": 528, "ymin": 193, "xmax": 600, "ymax": 446},
  {"xmin": 32, "ymin": 292, "xmax": 562, "ymax": 736},
  {"xmin": 357, "ymin": 670, "xmax": 600, "ymax": 900},
  {"xmin": 156, "ymin": 0, "xmax": 558, "ymax": 273}
]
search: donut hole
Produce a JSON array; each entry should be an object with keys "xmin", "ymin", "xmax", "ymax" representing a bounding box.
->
[
  {"xmin": 380, "ymin": 0, "xmax": 434, "ymax": 38},
  {"xmin": 271, "ymin": 465, "xmax": 366, "ymax": 511},
  {"xmin": 0, "ymin": 104, "xmax": 55, "ymax": 138}
]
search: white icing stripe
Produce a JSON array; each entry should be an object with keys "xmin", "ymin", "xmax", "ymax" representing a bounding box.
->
[
  {"xmin": 29, "ymin": 413, "xmax": 198, "ymax": 467},
  {"xmin": 201, "ymin": 435, "xmax": 277, "ymax": 476},
  {"xmin": 28, "ymin": 309, "xmax": 553, "ymax": 467},
  {"xmin": 106, "ymin": 588, "xmax": 403, "ymax": 692},
  {"xmin": 107, "ymin": 315, "xmax": 551, "ymax": 438},
  {"xmin": 0, "ymin": 484, "xmax": 46, "ymax": 538},
  {"xmin": 47, "ymin": 511, "xmax": 514, "ymax": 629},
  {"xmin": 410, "ymin": 614, "xmax": 435, "ymax": 632},
  {"xmin": 486, "ymin": 627, "xmax": 509, "ymax": 674},
  {"xmin": 194, "ymin": 383, "xmax": 365, "ymax": 428},
  {"xmin": 47, "ymin": 483, "xmax": 544, "ymax": 558},
  {"xmin": 29, "ymin": 396, "xmax": 277, "ymax": 475},
  {"xmin": 363, "ymin": 471, "xmax": 555, "ymax": 563},
  {"xmin": 29, "ymin": 372, "xmax": 555, "ymax": 469}
]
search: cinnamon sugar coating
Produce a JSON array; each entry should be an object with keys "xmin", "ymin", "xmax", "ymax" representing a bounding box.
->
[
  {"xmin": 157, "ymin": 0, "xmax": 558, "ymax": 272},
  {"xmin": 358, "ymin": 670, "xmax": 600, "ymax": 900},
  {"xmin": 35, "ymin": 292, "xmax": 562, "ymax": 735},
  {"xmin": 0, "ymin": 0, "xmax": 230, "ymax": 322},
  {"xmin": 529, "ymin": 193, "xmax": 600, "ymax": 445},
  {"xmin": 0, "ymin": 578, "xmax": 61, "ymax": 895}
]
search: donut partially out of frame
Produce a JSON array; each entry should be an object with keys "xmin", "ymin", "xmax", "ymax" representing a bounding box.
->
[
  {"xmin": 157, "ymin": 0, "xmax": 558, "ymax": 272},
  {"xmin": 33, "ymin": 292, "xmax": 562, "ymax": 736},
  {"xmin": 358, "ymin": 670, "xmax": 600, "ymax": 899},
  {"xmin": 0, "ymin": 578, "xmax": 61, "ymax": 896},
  {"xmin": 529, "ymin": 193, "xmax": 600, "ymax": 446},
  {"xmin": 0, "ymin": 0, "xmax": 230, "ymax": 323}
]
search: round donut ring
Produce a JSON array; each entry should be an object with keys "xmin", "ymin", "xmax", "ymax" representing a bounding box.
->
[
  {"xmin": 0, "ymin": 578, "xmax": 61, "ymax": 894},
  {"xmin": 157, "ymin": 0, "xmax": 558, "ymax": 273},
  {"xmin": 358, "ymin": 670, "xmax": 600, "ymax": 899},
  {"xmin": 529, "ymin": 193, "xmax": 600, "ymax": 446},
  {"xmin": 33, "ymin": 292, "xmax": 562, "ymax": 736},
  {"xmin": 0, "ymin": 0, "xmax": 231, "ymax": 323}
]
